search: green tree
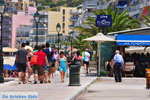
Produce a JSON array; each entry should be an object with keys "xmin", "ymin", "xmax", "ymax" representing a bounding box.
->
[{"xmin": 74, "ymin": 7, "xmax": 141, "ymax": 35}]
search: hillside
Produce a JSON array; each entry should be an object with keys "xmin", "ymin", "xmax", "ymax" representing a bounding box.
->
[{"xmin": 38, "ymin": 0, "xmax": 82, "ymax": 8}]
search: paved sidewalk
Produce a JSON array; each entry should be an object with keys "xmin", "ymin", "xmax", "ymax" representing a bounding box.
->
[
  {"xmin": 0, "ymin": 68, "xmax": 97, "ymax": 100},
  {"xmin": 76, "ymin": 77, "xmax": 150, "ymax": 100}
]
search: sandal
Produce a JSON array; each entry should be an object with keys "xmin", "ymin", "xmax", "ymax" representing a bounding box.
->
[{"xmin": 48, "ymin": 80, "xmax": 51, "ymax": 83}]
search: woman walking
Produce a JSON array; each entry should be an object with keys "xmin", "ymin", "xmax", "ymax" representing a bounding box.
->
[
  {"xmin": 73, "ymin": 51, "xmax": 83, "ymax": 66},
  {"xmin": 58, "ymin": 51, "xmax": 68, "ymax": 83}
]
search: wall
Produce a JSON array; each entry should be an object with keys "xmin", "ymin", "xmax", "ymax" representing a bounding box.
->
[{"xmin": 12, "ymin": 6, "xmax": 36, "ymax": 48}]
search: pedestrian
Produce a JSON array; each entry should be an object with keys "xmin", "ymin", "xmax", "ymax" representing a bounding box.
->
[
  {"xmin": 54, "ymin": 50, "xmax": 59, "ymax": 70},
  {"xmin": 82, "ymin": 48, "xmax": 90, "ymax": 74},
  {"xmin": 16, "ymin": 43, "xmax": 28, "ymax": 84},
  {"xmin": 33, "ymin": 46, "xmax": 49, "ymax": 84},
  {"xmin": 25, "ymin": 41, "xmax": 33, "ymax": 83},
  {"xmin": 73, "ymin": 51, "xmax": 83, "ymax": 66},
  {"xmin": 43, "ymin": 42, "xmax": 55, "ymax": 83},
  {"xmin": 113, "ymin": 50, "xmax": 124, "ymax": 82},
  {"xmin": 58, "ymin": 51, "xmax": 68, "ymax": 83}
]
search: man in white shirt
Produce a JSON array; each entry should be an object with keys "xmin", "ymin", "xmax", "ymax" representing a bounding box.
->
[{"xmin": 82, "ymin": 48, "xmax": 90, "ymax": 74}]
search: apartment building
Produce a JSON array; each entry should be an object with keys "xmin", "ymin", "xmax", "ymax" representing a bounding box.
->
[
  {"xmin": 2, "ymin": 15, "xmax": 12, "ymax": 47},
  {"xmin": 12, "ymin": 7, "xmax": 36, "ymax": 48},
  {"xmin": 6, "ymin": 0, "xmax": 35, "ymax": 13},
  {"xmin": 16, "ymin": 25, "xmax": 32, "ymax": 48},
  {"xmin": 30, "ymin": 11, "xmax": 48, "ymax": 46},
  {"xmin": 82, "ymin": 0, "xmax": 150, "ymax": 20},
  {"xmin": 47, "ymin": 7, "xmax": 77, "ymax": 44}
]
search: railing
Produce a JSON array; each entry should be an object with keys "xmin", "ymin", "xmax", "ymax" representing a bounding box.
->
[{"xmin": 70, "ymin": 17, "xmax": 78, "ymax": 22}]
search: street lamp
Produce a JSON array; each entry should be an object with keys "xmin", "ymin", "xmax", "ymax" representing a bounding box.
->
[
  {"xmin": 69, "ymin": 31, "xmax": 74, "ymax": 60},
  {"xmin": 34, "ymin": 11, "xmax": 40, "ymax": 46},
  {"xmin": 56, "ymin": 23, "xmax": 61, "ymax": 53},
  {"xmin": 65, "ymin": 39, "xmax": 68, "ymax": 56},
  {"xmin": 0, "ymin": 0, "xmax": 5, "ymax": 83}
]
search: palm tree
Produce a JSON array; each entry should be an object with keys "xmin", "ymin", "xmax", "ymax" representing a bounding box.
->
[{"xmin": 74, "ymin": 7, "xmax": 141, "ymax": 35}]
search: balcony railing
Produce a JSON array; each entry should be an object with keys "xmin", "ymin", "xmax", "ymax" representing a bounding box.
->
[
  {"xmin": 16, "ymin": 34, "xmax": 29, "ymax": 37},
  {"xmin": 69, "ymin": 24, "xmax": 75, "ymax": 28},
  {"xmin": 70, "ymin": 17, "xmax": 78, "ymax": 22},
  {"xmin": 31, "ymin": 32, "xmax": 46, "ymax": 35},
  {"xmin": 70, "ymin": 11, "xmax": 81, "ymax": 15}
]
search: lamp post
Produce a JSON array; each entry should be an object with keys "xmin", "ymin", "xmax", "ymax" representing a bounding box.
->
[
  {"xmin": 65, "ymin": 39, "xmax": 67, "ymax": 56},
  {"xmin": 34, "ymin": 11, "xmax": 40, "ymax": 46},
  {"xmin": 56, "ymin": 23, "xmax": 61, "ymax": 53},
  {"xmin": 0, "ymin": 0, "xmax": 5, "ymax": 83},
  {"xmin": 69, "ymin": 31, "xmax": 74, "ymax": 60}
]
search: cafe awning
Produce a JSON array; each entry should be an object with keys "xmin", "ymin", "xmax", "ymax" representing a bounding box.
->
[
  {"xmin": 117, "ymin": 34, "xmax": 150, "ymax": 46},
  {"xmin": 3, "ymin": 48, "xmax": 18, "ymax": 52}
]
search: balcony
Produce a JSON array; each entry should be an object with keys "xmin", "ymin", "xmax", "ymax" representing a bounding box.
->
[
  {"xmin": 40, "ymin": 18, "xmax": 48, "ymax": 22},
  {"xmin": 117, "ymin": 1, "xmax": 128, "ymax": 8},
  {"xmin": 2, "ymin": 34, "xmax": 11, "ymax": 38},
  {"xmin": 3, "ymin": 20, "xmax": 11, "ymax": 24},
  {"xmin": 69, "ymin": 24, "xmax": 75, "ymax": 29},
  {"xmin": 31, "ymin": 32, "xmax": 46, "ymax": 35},
  {"xmin": 16, "ymin": 33, "xmax": 29, "ymax": 37},
  {"xmin": 97, "ymin": 5, "xmax": 107, "ymax": 9},
  {"xmin": 86, "ymin": 0, "xmax": 98, "ymax": 6},
  {"xmin": 70, "ymin": 17, "xmax": 78, "ymax": 22},
  {"xmin": 33, "ymin": 24, "xmax": 47, "ymax": 29},
  {"xmin": 70, "ymin": 11, "xmax": 81, "ymax": 15}
]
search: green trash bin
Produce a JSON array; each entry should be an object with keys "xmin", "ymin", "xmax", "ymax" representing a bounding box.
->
[{"xmin": 68, "ymin": 64, "xmax": 80, "ymax": 86}]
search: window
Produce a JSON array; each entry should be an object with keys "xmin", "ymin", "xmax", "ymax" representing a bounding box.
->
[
  {"xmin": 63, "ymin": 23, "xmax": 65, "ymax": 29},
  {"xmin": 63, "ymin": 9, "xmax": 65, "ymax": 15},
  {"xmin": 63, "ymin": 16, "xmax": 65, "ymax": 22},
  {"xmin": 63, "ymin": 30, "xmax": 65, "ymax": 33}
]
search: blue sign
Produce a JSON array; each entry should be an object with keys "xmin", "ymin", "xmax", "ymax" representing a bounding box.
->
[{"xmin": 96, "ymin": 15, "xmax": 112, "ymax": 27}]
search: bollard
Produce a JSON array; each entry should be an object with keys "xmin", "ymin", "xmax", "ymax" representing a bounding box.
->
[
  {"xmin": 146, "ymin": 68, "xmax": 150, "ymax": 89},
  {"xmin": 68, "ymin": 64, "xmax": 80, "ymax": 86}
]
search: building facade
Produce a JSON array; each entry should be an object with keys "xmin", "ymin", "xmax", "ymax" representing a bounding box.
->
[
  {"xmin": 16, "ymin": 25, "xmax": 32, "ymax": 48},
  {"xmin": 30, "ymin": 11, "xmax": 48, "ymax": 46},
  {"xmin": 6, "ymin": 0, "xmax": 35, "ymax": 13},
  {"xmin": 82, "ymin": 0, "xmax": 150, "ymax": 20},
  {"xmin": 12, "ymin": 6, "xmax": 36, "ymax": 48},
  {"xmin": 2, "ymin": 15, "xmax": 12, "ymax": 47},
  {"xmin": 47, "ymin": 7, "xmax": 77, "ymax": 44}
]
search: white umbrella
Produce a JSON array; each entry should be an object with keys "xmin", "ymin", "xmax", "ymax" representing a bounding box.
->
[
  {"xmin": 84, "ymin": 33, "xmax": 116, "ymax": 42},
  {"xmin": 84, "ymin": 33, "xmax": 116, "ymax": 76},
  {"xmin": 3, "ymin": 48, "xmax": 18, "ymax": 53}
]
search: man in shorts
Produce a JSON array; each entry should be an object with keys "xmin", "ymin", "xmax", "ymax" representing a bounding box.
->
[
  {"xmin": 33, "ymin": 46, "xmax": 49, "ymax": 84},
  {"xmin": 43, "ymin": 42, "xmax": 55, "ymax": 83},
  {"xmin": 16, "ymin": 43, "xmax": 28, "ymax": 84},
  {"xmin": 25, "ymin": 41, "xmax": 33, "ymax": 83},
  {"xmin": 82, "ymin": 48, "xmax": 90, "ymax": 74}
]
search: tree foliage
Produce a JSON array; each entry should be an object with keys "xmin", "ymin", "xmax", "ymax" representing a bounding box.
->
[{"xmin": 74, "ymin": 7, "xmax": 141, "ymax": 35}]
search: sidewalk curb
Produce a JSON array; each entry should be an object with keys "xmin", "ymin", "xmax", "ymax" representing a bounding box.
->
[
  {"xmin": 64, "ymin": 77, "xmax": 97, "ymax": 100},
  {"xmin": 0, "ymin": 78, "xmax": 17, "ymax": 87}
]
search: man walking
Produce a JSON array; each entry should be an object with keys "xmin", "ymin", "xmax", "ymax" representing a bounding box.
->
[
  {"xmin": 33, "ymin": 46, "xmax": 49, "ymax": 84},
  {"xmin": 43, "ymin": 42, "xmax": 55, "ymax": 83},
  {"xmin": 25, "ymin": 41, "xmax": 33, "ymax": 83},
  {"xmin": 16, "ymin": 43, "xmax": 28, "ymax": 84},
  {"xmin": 82, "ymin": 48, "xmax": 90, "ymax": 74},
  {"xmin": 113, "ymin": 50, "xmax": 124, "ymax": 82}
]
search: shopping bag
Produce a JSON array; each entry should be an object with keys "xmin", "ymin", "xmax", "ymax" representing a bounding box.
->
[
  {"xmin": 66, "ymin": 69, "xmax": 69, "ymax": 78},
  {"xmin": 54, "ymin": 70, "xmax": 60, "ymax": 77}
]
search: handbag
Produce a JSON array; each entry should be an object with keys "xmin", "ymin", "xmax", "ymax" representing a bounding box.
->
[
  {"xmin": 82, "ymin": 52, "xmax": 86, "ymax": 61},
  {"xmin": 30, "ymin": 55, "xmax": 38, "ymax": 66}
]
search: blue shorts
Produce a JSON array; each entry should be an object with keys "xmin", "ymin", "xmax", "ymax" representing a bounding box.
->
[{"xmin": 59, "ymin": 66, "xmax": 67, "ymax": 72}]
